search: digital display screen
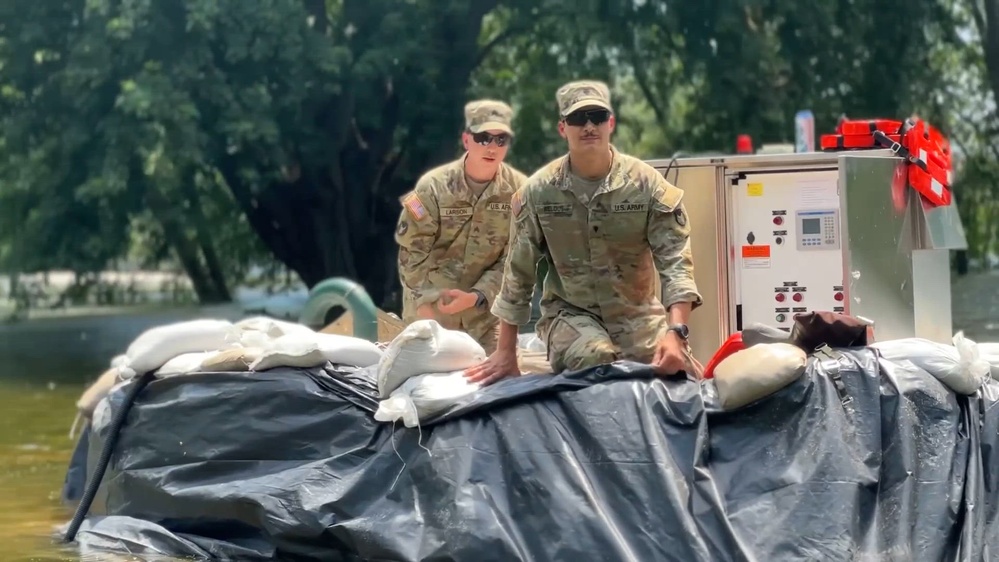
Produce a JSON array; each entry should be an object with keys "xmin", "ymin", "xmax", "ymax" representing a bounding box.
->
[{"xmin": 801, "ymin": 218, "xmax": 821, "ymax": 235}]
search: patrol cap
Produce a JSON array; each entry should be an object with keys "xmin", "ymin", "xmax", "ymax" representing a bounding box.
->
[
  {"xmin": 465, "ymin": 99, "xmax": 514, "ymax": 135},
  {"xmin": 556, "ymin": 80, "xmax": 613, "ymax": 117}
]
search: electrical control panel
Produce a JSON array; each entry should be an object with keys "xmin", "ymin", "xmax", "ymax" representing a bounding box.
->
[
  {"xmin": 795, "ymin": 209, "xmax": 840, "ymax": 251},
  {"xmin": 731, "ymin": 169, "xmax": 846, "ymax": 330}
]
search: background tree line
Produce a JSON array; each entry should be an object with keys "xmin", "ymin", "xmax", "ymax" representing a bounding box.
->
[{"xmin": 0, "ymin": 0, "xmax": 996, "ymax": 312}]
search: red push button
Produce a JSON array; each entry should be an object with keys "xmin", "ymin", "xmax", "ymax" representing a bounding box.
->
[
  {"xmin": 834, "ymin": 292, "xmax": 844, "ymax": 302},
  {"xmin": 775, "ymin": 293, "xmax": 786, "ymax": 302},
  {"xmin": 792, "ymin": 293, "xmax": 803, "ymax": 302},
  {"xmin": 773, "ymin": 216, "xmax": 783, "ymax": 226}
]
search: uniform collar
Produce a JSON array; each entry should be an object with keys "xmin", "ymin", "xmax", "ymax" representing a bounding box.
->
[
  {"xmin": 553, "ymin": 144, "xmax": 627, "ymax": 196},
  {"xmin": 453, "ymin": 153, "xmax": 500, "ymax": 200}
]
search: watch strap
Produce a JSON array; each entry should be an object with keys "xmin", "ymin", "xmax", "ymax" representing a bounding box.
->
[
  {"xmin": 471, "ymin": 289, "xmax": 488, "ymax": 309},
  {"xmin": 667, "ymin": 323, "xmax": 689, "ymax": 340}
]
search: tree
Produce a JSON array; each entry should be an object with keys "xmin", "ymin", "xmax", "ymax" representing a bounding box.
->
[{"xmin": 0, "ymin": 0, "xmax": 986, "ymax": 315}]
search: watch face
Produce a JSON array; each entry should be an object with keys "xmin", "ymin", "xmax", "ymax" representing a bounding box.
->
[{"xmin": 672, "ymin": 324, "xmax": 689, "ymax": 338}]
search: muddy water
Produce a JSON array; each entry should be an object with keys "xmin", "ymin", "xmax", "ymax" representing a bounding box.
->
[
  {"xmin": 0, "ymin": 304, "xmax": 241, "ymax": 561},
  {"xmin": 1, "ymin": 273, "xmax": 997, "ymax": 561}
]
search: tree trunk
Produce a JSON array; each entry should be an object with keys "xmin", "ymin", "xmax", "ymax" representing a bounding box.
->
[
  {"xmin": 145, "ymin": 184, "xmax": 229, "ymax": 304},
  {"xmin": 180, "ymin": 180, "xmax": 232, "ymax": 302},
  {"xmin": 212, "ymin": 1, "xmax": 498, "ymax": 311}
]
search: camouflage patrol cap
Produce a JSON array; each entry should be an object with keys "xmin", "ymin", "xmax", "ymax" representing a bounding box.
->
[
  {"xmin": 556, "ymin": 80, "xmax": 613, "ymax": 117},
  {"xmin": 465, "ymin": 99, "xmax": 514, "ymax": 135}
]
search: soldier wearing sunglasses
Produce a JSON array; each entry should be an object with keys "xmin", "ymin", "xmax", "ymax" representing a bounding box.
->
[
  {"xmin": 394, "ymin": 99, "xmax": 528, "ymax": 353},
  {"xmin": 465, "ymin": 80, "xmax": 702, "ymax": 384}
]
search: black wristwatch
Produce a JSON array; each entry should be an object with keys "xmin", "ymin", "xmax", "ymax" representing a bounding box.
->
[
  {"xmin": 667, "ymin": 323, "xmax": 689, "ymax": 340},
  {"xmin": 471, "ymin": 289, "xmax": 488, "ymax": 310}
]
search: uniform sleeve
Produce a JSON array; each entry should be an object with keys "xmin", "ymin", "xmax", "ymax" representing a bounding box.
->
[
  {"xmin": 395, "ymin": 183, "xmax": 441, "ymax": 307},
  {"xmin": 472, "ymin": 243, "xmax": 506, "ymax": 305},
  {"xmin": 490, "ymin": 187, "xmax": 544, "ymax": 325},
  {"xmin": 647, "ymin": 177, "xmax": 703, "ymax": 310}
]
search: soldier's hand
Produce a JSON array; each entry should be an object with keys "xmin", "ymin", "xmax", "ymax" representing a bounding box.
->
[
  {"xmin": 437, "ymin": 289, "xmax": 477, "ymax": 315},
  {"xmin": 464, "ymin": 350, "xmax": 520, "ymax": 386},
  {"xmin": 416, "ymin": 303, "xmax": 436, "ymax": 319},
  {"xmin": 652, "ymin": 332, "xmax": 687, "ymax": 376}
]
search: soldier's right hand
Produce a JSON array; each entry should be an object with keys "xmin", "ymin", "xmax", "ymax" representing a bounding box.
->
[{"xmin": 463, "ymin": 350, "xmax": 520, "ymax": 386}]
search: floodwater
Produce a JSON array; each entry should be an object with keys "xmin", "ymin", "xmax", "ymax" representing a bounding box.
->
[
  {"xmin": 0, "ymin": 304, "xmax": 243, "ymax": 561},
  {"xmin": 1, "ymin": 272, "xmax": 997, "ymax": 561}
]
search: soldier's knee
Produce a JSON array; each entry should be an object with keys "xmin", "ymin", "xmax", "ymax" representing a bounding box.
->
[
  {"xmin": 546, "ymin": 315, "xmax": 617, "ymax": 373},
  {"xmin": 560, "ymin": 345, "xmax": 618, "ymax": 372}
]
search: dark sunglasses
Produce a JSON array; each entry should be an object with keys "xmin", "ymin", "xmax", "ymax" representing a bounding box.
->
[
  {"xmin": 564, "ymin": 109, "xmax": 611, "ymax": 127},
  {"xmin": 470, "ymin": 131, "xmax": 511, "ymax": 147}
]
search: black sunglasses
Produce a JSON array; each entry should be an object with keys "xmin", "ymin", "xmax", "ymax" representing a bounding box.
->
[
  {"xmin": 470, "ymin": 131, "xmax": 511, "ymax": 147},
  {"xmin": 564, "ymin": 109, "xmax": 611, "ymax": 127}
]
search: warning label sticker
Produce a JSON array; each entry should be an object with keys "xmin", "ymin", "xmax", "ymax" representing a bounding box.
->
[{"xmin": 741, "ymin": 244, "xmax": 771, "ymax": 269}]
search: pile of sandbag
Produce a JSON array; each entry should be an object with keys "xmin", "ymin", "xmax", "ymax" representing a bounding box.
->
[
  {"xmin": 371, "ymin": 321, "xmax": 562, "ymax": 428},
  {"xmin": 871, "ymin": 332, "xmax": 993, "ymax": 395},
  {"xmin": 711, "ymin": 320, "xmax": 996, "ymax": 412},
  {"xmin": 373, "ymin": 320, "xmax": 488, "ymax": 428},
  {"xmin": 72, "ymin": 316, "xmax": 384, "ymax": 437},
  {"xmin": 118, "ymin": 316, "xmax": 383, "ymax": 378}
]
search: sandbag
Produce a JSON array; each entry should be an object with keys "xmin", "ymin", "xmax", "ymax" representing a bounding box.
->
[
  {"xmin": 76, "ymin": 367, "xmax": 121, "ymax": 417},
  {"xmin": 247, "ymin": 334, "xmax": 327, "ymax": 371},
  {"xmin": 377, "ymin": 320, "xmax": 486, "ymax": 398},
  {"xmin": 251, "ymin": 349, "xmax": 327, "ymax": 371},
  {"xmin": 120, "ymin": 319, "xmax": 240, "ymax": 378},
  {"xmin": 236, "ymin": 316, "xmax": 317, "ymax": 340},
  {"xmin": 374, "ymin": 370, "xmax": 481, "ymax": 428},
  {"xmin": 313, "ymin": 333, "xmax": 381, "ymax": 368},
  {"xmin": 238, "ymin": 316, "xmax": 381, "ymax": 368},
  {"xmin": 713, "ymin": 342, "xmax": 808, "ymax": 410},
  {"xmin": 156, "ymin": 352, "xmax": 218, "ymax": 376},
  {"xmin": 201, "ymin": 348, "xmax": 265, "ymax": 372},
  {"xmin": 73, "ymin": 354, "xmax": 136, "ymax": 437},
  {"xmin": 872, "ymin": 332, "xmax": 991, "ymax": 395}
]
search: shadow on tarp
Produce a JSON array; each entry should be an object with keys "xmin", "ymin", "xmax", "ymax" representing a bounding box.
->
[{"xmin": 58, "ymin": 349, "xmax": 999, "ymax": 561}]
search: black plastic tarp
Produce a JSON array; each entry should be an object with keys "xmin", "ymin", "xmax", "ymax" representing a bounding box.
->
[{"xmin": 62, "ymin": 348, "xmax": 999, "ymax": 561}]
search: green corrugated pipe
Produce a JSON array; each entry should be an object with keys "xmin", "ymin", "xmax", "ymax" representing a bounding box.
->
[{"xmin": 297, "ymin": 277, "xmax": 379, "ymax": 342}]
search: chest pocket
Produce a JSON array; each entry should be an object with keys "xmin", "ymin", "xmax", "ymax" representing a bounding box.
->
[
  {"xmin": 536, "ymin": 201, "xmax": 587, "ymax": 259},
  {"xmin": 536, "ymin": 202, "xmax": 577, "ymax": 232},
  {"xmin": 439, "ymin": 205, "xmax": 474, "ymax": 240},
  {"xmin": 600, "ymin": 200, "xmax": 648, "ymax": 246},
  {"xmin": 481, "ymin": 201, "xmax": 512, "ymax": 233}
]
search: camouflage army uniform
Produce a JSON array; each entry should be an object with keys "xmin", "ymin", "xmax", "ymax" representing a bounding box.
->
[
  {"xmin": 490, "ymin": 81, "xmax": 702, "ymax": 372},
  {"xmin": 395, "ymin": 100, "xmax": 528, "ymax": 353}
]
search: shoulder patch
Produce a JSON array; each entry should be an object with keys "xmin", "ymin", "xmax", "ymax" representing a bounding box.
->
[
  {"xmin": 402, "ymin": 193, "xmax": 428, "ymax": 221},
  {"xmin": 673, "ymin": 206, "xmax": 687, "ymax": 226},
  {"xmin": 656, "ymin": 181, "xmax": 683, "ymax": 210},
  {"xmin": 511, "ymin": 189, "xmax": 524, "ymax": 218}
]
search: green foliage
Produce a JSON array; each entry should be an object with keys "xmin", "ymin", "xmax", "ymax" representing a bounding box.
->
[{"xmin": 0, "ymin": 0, "xmax": 996, "ymax": 311}]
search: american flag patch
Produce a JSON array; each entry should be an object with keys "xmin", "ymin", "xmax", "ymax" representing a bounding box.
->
[
  {"xmin": 403, "ymin": 193, "xmax": 428, "ymax": 221},
  {"xmin": 511, "ymin": 190, "xmax": 524, "ymax": 217}
]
